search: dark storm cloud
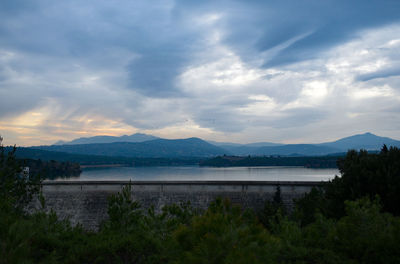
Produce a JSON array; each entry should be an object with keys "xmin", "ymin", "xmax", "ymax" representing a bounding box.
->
[
  {"xmin": 128, "ymin": 53, "xmax": 183, "ymax": 96},
  {"xmin": 0, "ymin": 0, "xmax": 205, "ymax": 97},
  {"xmin": 1, "ymin": 0, "xmax": 400, "ymax": 96},
  {"xmin": 170, "ymin": 0, "xmax": 400, "ymax": 75},
  {"xmin": 269, "ymin": 108, "xmax": 328, "ymax": 129},
  {"xmin": 193, "ymin": 107, "xmax": 246, "ymax": 133},
  {"xmin": 224, "ymin": 0, "xmax": 400, "ymax": 67}
]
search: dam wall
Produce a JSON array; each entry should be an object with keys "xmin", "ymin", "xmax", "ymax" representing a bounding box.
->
[{"xmin": 31, "ymin": 181, "xmax": 323, "ymax": 230}]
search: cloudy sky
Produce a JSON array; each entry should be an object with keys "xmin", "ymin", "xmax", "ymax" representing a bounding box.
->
[{"xmin": 1, "ymin": 0, "xmax": 400, "ymax": 146}]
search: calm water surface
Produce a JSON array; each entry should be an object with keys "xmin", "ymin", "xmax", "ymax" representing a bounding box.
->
[{"xmin": 57, "ymin": 166, "xmax": 340, "ymax": 181}]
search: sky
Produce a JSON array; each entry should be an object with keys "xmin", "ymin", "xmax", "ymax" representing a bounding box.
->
[{"xmin": 1, "ymin": 0, "xmax": 400, "ymax": 146}]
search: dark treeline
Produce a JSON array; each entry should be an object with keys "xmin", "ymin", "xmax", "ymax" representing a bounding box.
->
[
  {"xmin": 1, "ymin": 138, "xmax": 400, "ymax": 263},
  {"xmin": 200, "ymin": 155, "xmax": 341, "ymax": 168},
  {"xmin": 10, "ymin": 146, "xmax": 344, "ymax": 168},
  {"xmin": 314, "ymin": 144, "xmax": 400, "ymax": 218},
  {"xmin": 8, "ymin": 146, "xmax": 202, "ymax": 167},
  {"xmin": 22, "ymin": 159, "xmax": 81, "ymax": 179}
]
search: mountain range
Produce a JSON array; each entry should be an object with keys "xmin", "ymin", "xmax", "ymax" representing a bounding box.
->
[
  {"xmin": 29, "ymin": 132, "xmax": 400, "ymax": 158},
  {"xmin": 54, "ymin": 133, "xmax": 158, "ymax": 145},
  {"xmin": 223, "ymin": 132, "xmax": 400, "ymax": 156},
  {"xmin": 35, "ymin": 137, "xmax": 226, "ymax": 158}
]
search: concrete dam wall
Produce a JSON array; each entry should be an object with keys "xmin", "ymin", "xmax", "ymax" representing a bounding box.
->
[{"xmin": 32, "ymin": 181, "xmax": 323, "ymax": 230}]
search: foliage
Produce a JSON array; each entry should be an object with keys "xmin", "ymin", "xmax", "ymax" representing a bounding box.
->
[
  {"xmin": 330, "ymin": 146, "xmax": 400, "ymax": 216},
  {"xmin": 258, "ymin": 185, "xmax": 287, "ymax": 230},
  {"xmin": 200, "ymin": 155, "xmax": 340, "ymax": 168},
  {"xmin": 70, "ymin": 184, "xmax": 201, "ymax": 263},
  {"xmin": 293, "ymin": 186, "xmax": 327, "ymax": 226},
  {"xmin": 1, "ymin": 191, "xmax": 400, "ymax": 263},
  {"xmin": 332, "ymin": 197, "xmax": 400, "ymax": 263},
  {"xmin": 295, "ymin": 146, "xmax": 400, "ymax": 219},
  {"xmin": 24, "ymin": 159, "xmax": 81, "ymax": 179},
  {"xmin": 170, "ymin": 198, "xmax": 281, "ymax": 264},
  {"xmin": 8, "ymin": 146, "xmax": 202, "ymax": 167},
  {"xmin": 0, "ymin": 136, "xmax": 41, "ymax": 212}
]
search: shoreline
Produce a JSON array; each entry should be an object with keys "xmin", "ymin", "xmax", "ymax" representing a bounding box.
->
[{"xmin": 80, "ymin": 164, "xmax": 126, "ymax": 169}]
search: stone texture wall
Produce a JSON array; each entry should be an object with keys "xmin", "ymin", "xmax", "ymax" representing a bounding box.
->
[{"xmin": 30, "ymin": 181, "xmax": 323, "ymax": 230}]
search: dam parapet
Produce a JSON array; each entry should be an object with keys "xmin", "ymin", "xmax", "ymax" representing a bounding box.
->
[{"xmin": 29, "ymin": 181, "xmax": 323, "ymax": 230}]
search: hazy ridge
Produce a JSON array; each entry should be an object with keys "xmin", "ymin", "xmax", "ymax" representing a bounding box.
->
[
  {"xmin": 35, "ymin": 137, "xmax": 226, "ymax": 158},
  {"xmin": 24, "ymin": 132, "xmax": 400, "ymax": 159}
]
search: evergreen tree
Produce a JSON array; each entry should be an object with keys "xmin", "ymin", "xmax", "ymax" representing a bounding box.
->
[{"xmin": 0, "ymin": 136, "xmax": 41, "ymax": 212}]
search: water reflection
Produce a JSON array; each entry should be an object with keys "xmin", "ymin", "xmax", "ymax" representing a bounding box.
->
[{"xmin": 51, "ymin": 166, "xmax": 340, "ymax": 181}]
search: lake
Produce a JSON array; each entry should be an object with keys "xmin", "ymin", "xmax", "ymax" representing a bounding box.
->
[{"xmin": 55, "ymin": 166, "xmax": 340, "ymax": 181}]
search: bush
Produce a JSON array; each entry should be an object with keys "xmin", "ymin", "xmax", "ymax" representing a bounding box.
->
[{"xmin": 170, "ymin": 198, "xmax": 281, "ymax": 264}]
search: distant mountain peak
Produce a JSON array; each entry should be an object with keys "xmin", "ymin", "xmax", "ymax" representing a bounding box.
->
[
  {"xmin": 53, "ymin": 133, "xmax": 159, "ymax": 145},
  {"xmin": 49, "ymin": 132, "xmax": 400, "ymax": 157},
  {"xmin": 128, "ymin": 133, "xmax": 147, "ymax": 136},
  {"xmin": 54, "ymin": 140, "xmax": 67, "ymax": 145},
  {"xmin": 354, "ymin": 132, "xmax": 375, "ymax": 137},
  {"xmin": 39, "ymin": 137, "xmax": 227, "ymax": 158},
  {"xmin": 321, "ymin": 132, "xmax": 400, "ymax": 151}
]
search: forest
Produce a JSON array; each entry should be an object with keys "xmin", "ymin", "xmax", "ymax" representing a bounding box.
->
[
  {"xmin": 11, "ymin": 146, "xmax": 342, "ymax": 169},
  {"xmin": 22, "ymin": 159, "xmax": 81, "ymax": 179},
  {"xmin": 8, "ymin": 146, "xmax": 202, "ymax": 167},
  {"xmin": 200, "ymin": 155, "xmax": 341, "ymax": 168},
  {"xmin": 1, "ymin": 137, "xmax": 400, "ymax": 263}
]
